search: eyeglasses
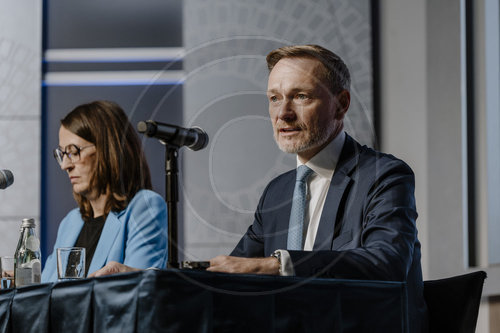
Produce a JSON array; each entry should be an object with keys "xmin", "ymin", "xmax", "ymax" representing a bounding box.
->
[{"xmin": 53, "ymin": 144, "xmax": 94, "ymax": 165}]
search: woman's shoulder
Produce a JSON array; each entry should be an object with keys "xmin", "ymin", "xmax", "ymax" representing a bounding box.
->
[
  {"xmin": 130, "ymin": 189, "xmax": 164, "ymax": 204},
  {"xmin": 120, "ymin": 189, "xmax": 166, "ymax": 214},
  {"xmin": 111, "ymin": 189, "xmax": 166, "ymax": 225}
]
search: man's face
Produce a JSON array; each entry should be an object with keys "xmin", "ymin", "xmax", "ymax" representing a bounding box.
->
[{"xmin": 267, "ymin": 57, "xmax": 348, "ymax": 162}]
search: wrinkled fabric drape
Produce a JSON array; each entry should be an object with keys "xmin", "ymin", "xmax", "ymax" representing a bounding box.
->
[{"xmin": 0, "ymin": 269, "xmax": 408, "ymax": 332}]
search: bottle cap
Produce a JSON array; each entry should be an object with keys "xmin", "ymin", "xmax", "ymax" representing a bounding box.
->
[{"xmin": 21, "ymin": 218, "xmax": 36, "ymax": 228}]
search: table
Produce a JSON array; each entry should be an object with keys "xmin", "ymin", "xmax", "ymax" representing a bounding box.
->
[{"xmin": 0, "ymin": 269, "xmax": 408, "ymax": 332}]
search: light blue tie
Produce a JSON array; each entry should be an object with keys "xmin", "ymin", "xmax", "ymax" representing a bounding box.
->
[{"xmin": 287, "ymin": 165, "xmax": 314, "ymax": 250}]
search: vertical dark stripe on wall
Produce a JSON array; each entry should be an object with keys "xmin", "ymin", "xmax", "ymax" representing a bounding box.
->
[
  {"xmin": 465, "ymin": 0, "xmax": 477, "ymax": 267},
  {"xmin": 371, "ymin": 0, "xmax": 381, "ymax": 150},
  {"xmin": 41, "ymin": 87, "xmax": 49, "ymax": 265},
  {"xmin": 41, "ymin": 0, "xmax": 50, "ymax": 265}
]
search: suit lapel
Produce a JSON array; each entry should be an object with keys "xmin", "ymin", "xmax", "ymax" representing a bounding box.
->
[
  {"xmin": 313, "ymin": 134, "xmax": 360, "ymax": 250},
  {"xmin": 88, "ymin": 212, "xmax": 121, "ymax": 274}
]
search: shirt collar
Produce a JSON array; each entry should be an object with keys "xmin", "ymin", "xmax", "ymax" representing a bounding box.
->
[{"xmin": 296, "ymin": 131, "xmax": 346, "ymax": 180}]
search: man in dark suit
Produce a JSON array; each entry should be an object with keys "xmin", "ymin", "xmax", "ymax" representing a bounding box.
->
[
  {"xmin": 93, "ymin": 44, "xmax": 427, "ymax": 331},
  {"xmin": 207, "ymin": 44, "xmax": 427, "ymax": 331}
]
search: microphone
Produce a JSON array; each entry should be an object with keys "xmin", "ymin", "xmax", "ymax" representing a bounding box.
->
[
  {"xmin": 0, "ymin": 170, "xmax": 14, "ymax": 189},
  {"xmin": 137, "ymin": 120, "xmax": 208, "ymax": 151}
]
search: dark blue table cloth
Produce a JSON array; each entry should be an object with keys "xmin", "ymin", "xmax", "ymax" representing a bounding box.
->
[{"xmin": 0, "ymin": 269, "xmax": 408, "ymax": 332}]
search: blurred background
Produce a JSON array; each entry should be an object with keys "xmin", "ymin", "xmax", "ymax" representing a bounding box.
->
[{"xmin": 0, "ymin": 0, "xmax": 498, "ymax": 331}]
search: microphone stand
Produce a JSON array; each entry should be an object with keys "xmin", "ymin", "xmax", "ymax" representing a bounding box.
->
[
  {"xmin": 137, "ymin": 120, "xmax": 208, "ymax": 269},
  {"xmin": 163, "ymin": 143, "xmax": 180, "ymax": 268}
]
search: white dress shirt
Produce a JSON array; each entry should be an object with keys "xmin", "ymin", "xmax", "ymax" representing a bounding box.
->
[{"xmin": 278, "ymin": 131, "xmax": 346, "ymax": 276}]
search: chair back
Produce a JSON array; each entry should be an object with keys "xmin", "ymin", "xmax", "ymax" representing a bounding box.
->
[{"xmin": 424, "ymin": 270, "xmax": 486, "ymax": 333}]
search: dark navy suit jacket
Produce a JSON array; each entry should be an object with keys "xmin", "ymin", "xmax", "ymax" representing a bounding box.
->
[{"xmin": 231, "ymin": 134, "xmax": 428, "ymax": 332}]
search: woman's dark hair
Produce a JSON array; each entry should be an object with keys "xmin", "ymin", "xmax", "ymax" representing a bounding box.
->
[{"xmin": 61, "ymin": 100, "xmax": 152, "ymax": 221}]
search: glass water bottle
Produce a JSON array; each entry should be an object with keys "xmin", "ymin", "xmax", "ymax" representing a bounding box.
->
[{"xmin": 14, "ymin": 218, "xmax": 42, "ymax": 287}]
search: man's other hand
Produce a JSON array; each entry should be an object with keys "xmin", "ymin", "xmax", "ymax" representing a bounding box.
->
[{"xmin": 207, "ymin": 255, "xmax": 279, "ymax": 275}]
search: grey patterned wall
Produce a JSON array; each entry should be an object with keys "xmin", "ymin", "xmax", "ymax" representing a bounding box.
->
[
  {"xmin": 181, "ymin": 0, "xmax": 375, "ymax": 260},
  {"xmin": 0, "ymin": 2, "xmax": 41, "ymax": 258},
  {"xmin": 0, "ymin": 0, "xmax": 375, "ymax": 264},
  {"xmin": 41, "ymin": 0, "xmax": 183, "ymax": 259}
]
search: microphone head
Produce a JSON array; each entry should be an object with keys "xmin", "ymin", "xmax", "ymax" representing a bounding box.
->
[
  {"xmin": 188, "ymin": 127, "xmax": 209, "ymax": 151},
  {"xmin": 137, "ymin": 120, "xmax": 157, "ymax": 137},
  {"xmin": 137, "ymin": 121, "xmax": 147, "ymax": 133},
  {"xmin": 0, "ymin": 169, "xmax": 14, "ymax": 189}
]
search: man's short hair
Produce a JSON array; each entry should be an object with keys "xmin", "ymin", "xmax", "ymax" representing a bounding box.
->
[{"xmin": 266, "ymin": 44, "xmax": 351, "ymax": 95}]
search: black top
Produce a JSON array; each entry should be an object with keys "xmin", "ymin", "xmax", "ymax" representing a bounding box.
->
[{"xmin": 75, "ymin": 215, "xmax": 106, "ymax": 276}]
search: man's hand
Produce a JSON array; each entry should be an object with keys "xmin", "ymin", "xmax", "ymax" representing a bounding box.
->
[
  {"xmin": 207, "ymin": 255, "xmax": 280, "ymax": 275},
  {"xmin": 88, "ymin": 261, "xmax": 141, "ymax": 277}
]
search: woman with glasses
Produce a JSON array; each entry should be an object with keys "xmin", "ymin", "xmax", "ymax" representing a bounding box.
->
[{"xmin": 41, "ymin": 101, "xmax": 168, "ymax": 282}]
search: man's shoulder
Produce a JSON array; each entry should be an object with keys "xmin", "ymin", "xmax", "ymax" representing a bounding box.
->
[
  {"xmin": 344, "ymin": 135, "xmax": 414, "ymax": 177},
  {"xmin": 357, "ymin": 145, "xmax": 414, "ymax": 175},
  {"xmin": 265, "ymin": 168, "xmax": 295, "ymax": 189}
]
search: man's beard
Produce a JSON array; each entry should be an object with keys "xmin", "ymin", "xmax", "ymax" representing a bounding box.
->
[{"xmin": 273, "ymin": 121, "xmax": 335, "ymax": 154}]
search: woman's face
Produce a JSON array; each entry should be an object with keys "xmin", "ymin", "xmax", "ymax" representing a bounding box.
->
[{"xmin": 58, "ymin": 126, "xmax": 97, "ymax": 198}]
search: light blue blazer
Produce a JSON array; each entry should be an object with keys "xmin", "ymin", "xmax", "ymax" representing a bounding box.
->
[{"xmin": 42, "ymin": 189, "xmax": 168, "ymax": 282}]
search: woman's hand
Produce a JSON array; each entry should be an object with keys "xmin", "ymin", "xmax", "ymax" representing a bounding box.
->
[{"xmin": 88, "ymin": 261, "xmax": 141, "ymax": 277}]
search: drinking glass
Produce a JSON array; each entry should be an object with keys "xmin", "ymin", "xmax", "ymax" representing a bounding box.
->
[
  {"xmin": 57, "ymin": 247, "xmax": 85, "ymax": 280},
  {"xmin": 0, "ymin": 256, "xmax": 15, "ymax": 289}
]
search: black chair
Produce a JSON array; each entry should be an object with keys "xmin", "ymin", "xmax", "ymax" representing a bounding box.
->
[{"xmin": 424, "ymin": 270, "xmax": 487, "ymax": 333}]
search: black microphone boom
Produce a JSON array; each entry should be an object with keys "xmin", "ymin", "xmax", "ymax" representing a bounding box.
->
[
  {"xmin": 137, "ymin": 120, "xmax": 208, "ymax": 265},
  {"xmin": 0, "ymin": 170, "xmax": 14, "ymax": 189},
  {"xmin": 137, "ymin": 120, "xmax": 208, "ymax": 151}
]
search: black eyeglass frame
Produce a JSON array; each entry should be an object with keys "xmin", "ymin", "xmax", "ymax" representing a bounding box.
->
[{"xmin": 53, "ymin": 144, "xmax": 94, "ymax": 165}]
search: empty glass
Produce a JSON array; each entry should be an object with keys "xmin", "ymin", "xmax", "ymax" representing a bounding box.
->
[
  {"xmin": 0, "ymin": 256, "xmax": 15, "ymax": 289},
  {"xmin": 57, "ymin": 247, "xmax": 85, "ymax": 281}
]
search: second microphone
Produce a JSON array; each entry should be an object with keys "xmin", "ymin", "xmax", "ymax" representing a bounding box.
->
[{"xmin": 137, "ymin": 120, "xmax": 209, "ymax": 151}]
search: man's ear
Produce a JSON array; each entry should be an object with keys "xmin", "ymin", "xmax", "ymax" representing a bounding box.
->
[{"xmin": 334, "ymin": 90, "xmax": 350, "ymax": 119}]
